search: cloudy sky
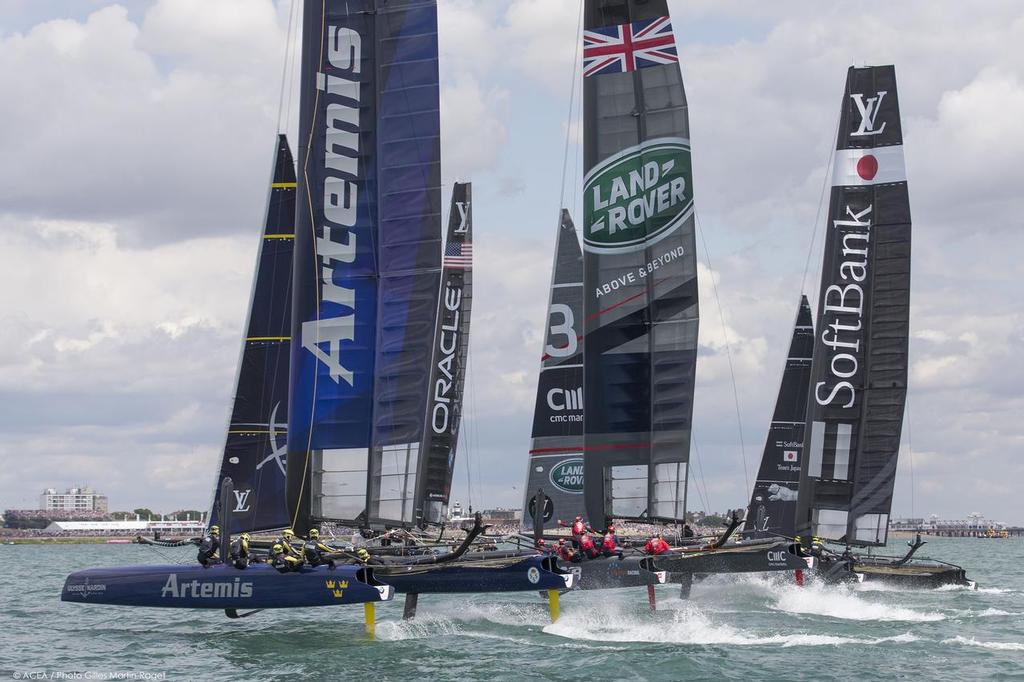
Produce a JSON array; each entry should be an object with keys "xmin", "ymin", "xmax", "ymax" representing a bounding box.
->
[{"xmin": 1, "ymin": 1, "xmax": 1021, "ymax": 525}]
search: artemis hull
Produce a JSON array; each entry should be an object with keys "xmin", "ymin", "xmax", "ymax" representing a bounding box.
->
[{"xmin": 61, "ymin": 563, "xmax": 393, "ymax": 609}]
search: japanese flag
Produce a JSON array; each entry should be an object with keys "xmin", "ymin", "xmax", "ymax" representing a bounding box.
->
[{"xmin": 783, "ymin": 450, "xmax": 798, "ymax": 462}]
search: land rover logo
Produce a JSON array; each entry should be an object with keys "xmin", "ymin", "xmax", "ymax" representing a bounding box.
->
[
  {"xmin": 549, "ymin": 458, "xmax": 584, "ymax": 494},
  {"xmin": 583, "ymin": 137, "xmax": 694, "ymax": 253}
]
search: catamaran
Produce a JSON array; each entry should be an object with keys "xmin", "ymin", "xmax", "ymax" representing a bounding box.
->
[
  {"xmin": 519, "ymin": 0, "xmax": 806, "ymax": 601},
  {"xmin": 791, "ymin": 64, "xmax": 972, "ymax": 589}
]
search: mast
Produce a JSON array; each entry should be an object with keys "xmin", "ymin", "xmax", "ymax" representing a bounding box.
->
[
  {"xmin": 287, "ymin": 0, "xmax": 442, "ymax": 533},
  {"xmin": 581, "ymin": 0, "xmax": 698, "ymax": 525},
  {"xmin": 522, "ymin": 210, "xmax": 585, "ymax": 531},
  {"xmin": 415, "ymin": 182, "xmax": 473, "ymax": 526},
  {"xmin": 743, "ymin": 296, "xmax": 813, "ymax": 539},
  {"xmin": 795, "ymin": 65, "xmax": 911, "ymax": 547},
  {"xmin": 208, "ymin": 135, "xmax": 296, "ymax": 534}
]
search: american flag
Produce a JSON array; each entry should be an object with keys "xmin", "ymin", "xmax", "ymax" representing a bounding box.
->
[
  {"xmin": 583, "ymin": 16, "xmax": 678, "ymax": 78},
  {"xmin": 443, "ymin": 240, "xmax": 472, "ymax": 269}
]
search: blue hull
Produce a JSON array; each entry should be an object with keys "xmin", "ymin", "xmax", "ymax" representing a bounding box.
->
[
  {"xmin": 377, "ymin": 555, "xmax": 575, "ymax": 593},
  {"xmin": 61, "ymin": 563, "xmax": 393, "ymax": 609}
]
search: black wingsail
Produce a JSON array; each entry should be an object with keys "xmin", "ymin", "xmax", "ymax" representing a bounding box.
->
[
  {"xmin": 522, "ymin": 210, "xmax": 585, "ymax": 531},
  {"xmin": 416, "ymin": 182, "xmax": 473, "ymax": 526},
  {"xmin": 581, "ymin": 0, "xmax": 699, "ymax": 526},
  {"xmin": 744, "ymin": 296, "xmax": 813, "ymax": 539},
  {"xmin": 795, "ymin": 66, "xmax": 911, "ymax": 547},
  {"xmin": 209, "ymin": 134, "xmax": 296, "ymax": 534}
]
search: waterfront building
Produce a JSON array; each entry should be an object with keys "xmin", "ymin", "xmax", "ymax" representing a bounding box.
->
[{"xmin": 40, "ymin": 486, "xmax": 109, "ymax": 514}]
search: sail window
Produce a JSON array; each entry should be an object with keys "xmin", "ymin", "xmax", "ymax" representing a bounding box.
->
[
  {"xmin": 374, "ymin": 442, "xmax": 419, "ymax": 524},
  {"xmin": 853, "ymin": 513, "xmax": 888, "ymax": 544},
  {"xmin": 651, "ymin": 462, "xmax": 686, "ymax": 519},
  {"xmin": 609, "ymin": 465, "xmax": 648, "ymax": 517},
  {"xmin": 315, "ymin": 448, "xmax": 369, "ymax": 520},
  {"xmin": 812, "ymin": 508, "xmax": 848, "ymax": 539}
]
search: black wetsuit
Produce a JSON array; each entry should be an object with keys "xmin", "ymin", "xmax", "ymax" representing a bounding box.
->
[
  {"xmin": 197, "ymin": 534, "xmax": 219, "ymax": 566},
  {"xmin": 229, "ymin": 537, "xmax": 250, "ymax": 569},
  {"xmin": 269, "ymin": 548, "xmax": 301, "ymax": 572},
  {"xmin": 303, "ymin": 538, "xmax": 336, "ymax": 567}
]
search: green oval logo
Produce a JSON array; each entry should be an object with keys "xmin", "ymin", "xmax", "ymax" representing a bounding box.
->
[
  {"xmin": 583, "ymin": 137, "xmax": 694, "ymax": 253},
  {"xmin": 549, "ymin": 457, "xmax": 584, "ymax": 494}
]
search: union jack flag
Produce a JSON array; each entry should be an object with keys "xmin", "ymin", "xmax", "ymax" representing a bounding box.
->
[
  {"xmin": 443, "ymin": 240, "xmax": 472, "ymax": 269},
  {"xmin": 583, "ymin": 16, "xmax": 678, "ymax": 78}
]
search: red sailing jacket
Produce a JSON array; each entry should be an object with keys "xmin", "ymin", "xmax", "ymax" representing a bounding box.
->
[{"xmin": 644, "ymin": 538, "xmax": 670, "ymax": 555}]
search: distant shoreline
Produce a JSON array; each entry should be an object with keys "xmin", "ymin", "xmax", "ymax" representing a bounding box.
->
[{"xmin": 1, "ymin": 536, "xmax": 136, "ymax": 545}]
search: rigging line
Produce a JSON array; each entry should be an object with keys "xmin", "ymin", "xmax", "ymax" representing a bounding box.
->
[
  {"xmin": 690, "ymin": 433, "xmax": 711, "ymax": 515},
  {"xmin": 799, "ymin": 94, "xmax": 843, "ymax": 296},
  {"xmin": 558, "ymin": 0, "xmax": 584, "ymax": 213},
  {"xmin": 462, "ymin": 347, "xmax": 475, "ymax": 510},
  {"xmin": 907, "ymin": 395, "xmax": 916, "ymax": 521},
  {"xmin": 292, "ymin": 0, "xmax": 329, "ymax": 534},
  {"xmin": 283, "ymin": 0, "xmax": 301, "ymax": 136},
  {"xmin": 695, "ymin": 213, "xmax": 750, "ymax": 495},
  {"xmin": 276, "ymin": 0, "xmax": 299, "ymax": 134}
]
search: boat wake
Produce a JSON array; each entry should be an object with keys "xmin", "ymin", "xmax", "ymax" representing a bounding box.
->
[
  {"xmin": 770, "ymin": 582, "xmax": 946, "ymax": 622},
  {"xmin": 715, "ymin": 573, "xmax": 946, "ymax": 622},
  {"xmin": 943, "ymin": 636, "xmax": 1024, "ymax": 651},
  {"xmin": 935, "ymin": 584, "xmax": 1011, "ymax": 594},
  {"xmin": 376, "ymin": 615, "xmax": 462, "ymax": 641},
  {"xmin": 542, "ymin": 600, "xmax": 921, "ymax": 647}
]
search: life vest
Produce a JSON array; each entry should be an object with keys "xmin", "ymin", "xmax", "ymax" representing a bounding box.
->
[
  {"xmin": 571, "ymin": 520, "xmax": 586, "ymax": 537},
  {"xmin": 579, "ymin": 534, "xmax": 595, "ymax": 550},
  {"xmin": 198, "ymin": 535, "xmax": 219, "ymax": 557},
  {"xmin": 230, "ymin": 537, "xmax": 249, "ymax": 559},
  {"xmin": 602, "ymin": 533, "xmax": 617, "ymax": 551}
]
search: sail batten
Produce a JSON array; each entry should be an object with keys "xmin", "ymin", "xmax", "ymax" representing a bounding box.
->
[
  {"xmin": 795, "ymin": 65, "xmax": 912, "ymax": 547},
  {"xmin": 581, "ymin": 0, "xmax": 698, "ymax": 526}
]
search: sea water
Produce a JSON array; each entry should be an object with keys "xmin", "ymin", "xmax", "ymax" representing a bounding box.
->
[{"xmin": 0, "ymin": 537, "xmax": 1021, "ymax": 681}]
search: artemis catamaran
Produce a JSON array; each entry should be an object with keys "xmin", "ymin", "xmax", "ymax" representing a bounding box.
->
[{"xmin": 62, "ymin": 0, "xmax": 574, "ymax": 622}]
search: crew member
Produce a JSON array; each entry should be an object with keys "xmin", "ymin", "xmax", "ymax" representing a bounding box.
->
[
  {"xmin": 577, "ymin": 530, "xmax": 599, "ymax": 559},
  {"xmin": 810, "ymin": 536, "xmax": 825, "ymax": 557},
  {"xmin": 600, "ymin": 524, "xmax": 621, "ymax": 558},
  {"xmin": 269, "ymin": 542, "xmax": 301, "ymax": 572},
  {"xmin": 197, "ymin": 525, "xmax": 220, "ymax": 566},
  {"xmin": 644, "ymin": 533, "xmax": 670, "ymax": 555},
  {"xmin": 303, "ymin": 528, "xmax": 336, "ymax": 567},
  {"xmin": 558, "ymin": 515, "xmax": 591, "ymax": 548},
  {"xmin": 353, "ymin": 547, "xmax": 384, "ymax": 566},
  {"xmin": 556, "ymin": 538, "xmax": 576, "ymax": 562},
  {"xmin": 229, "ymin": 532, "xmax": 251, "ymax": 569},
  {"xmin": 278, "ymin": 528, "xmax": 303, "ymax": 558},
  {"xmin": 682, "ymin": 523, "xmax": 695, "ymax": 539},
  {"xmin": 536, "ymin": 538, "xmax": 552, "ymax": 554}
]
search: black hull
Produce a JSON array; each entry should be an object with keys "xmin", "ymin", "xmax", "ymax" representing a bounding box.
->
[
  {"xmin": 657, "ymin": 540, "xmax": 811, "ymax": 575},
  {"xmin": 562, "ymin": 555, "xmax": 667, "ymax": 590},
  {"xmin": 816, "ymin": 555, "xmax": 975, "ymax": 588},
  {"xmin": 375, "ymin": 555, "xmax": 575, "ymax": 594}
]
